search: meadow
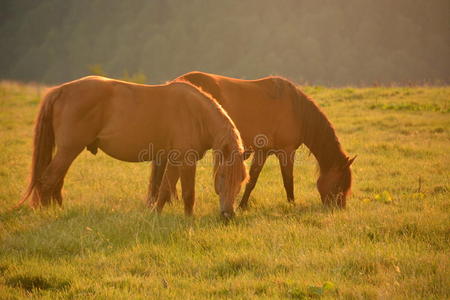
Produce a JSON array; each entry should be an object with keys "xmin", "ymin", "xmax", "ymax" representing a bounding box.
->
[{"xmin": 0, "ymin": 81, "xmax": 448, "ymax": 299}]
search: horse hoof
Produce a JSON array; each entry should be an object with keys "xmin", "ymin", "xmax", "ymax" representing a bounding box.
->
[
  {"xmin": 238, "ymin": 203, "xmax": 248, "ymax": 210},
  {"xmin": 221, "ymin": 211, "xmax": 235, "ymax": 219}
]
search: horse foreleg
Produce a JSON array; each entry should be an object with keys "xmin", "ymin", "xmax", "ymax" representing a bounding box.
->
[
  {"xmin": 238, "ymin": 150, "xmax": 268, "ymax": 209},
  {"xmin": 277, "ymin": 149, "xmax": 296, "ymax": 203},
  {"xmin": 179, "ymin": 164, "xmax": 196, "ymax": 216},
  {"xmin": 156, "ymin": 164, "xmax": 180, "ymax": 213}
]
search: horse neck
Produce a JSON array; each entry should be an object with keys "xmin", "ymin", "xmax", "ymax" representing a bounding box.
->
[
  {"xmin": 196, "ymin": 95, "xmax": 241, "ymax": 153},
  {"xmin": 210, "ymin": 121, "xmax": 241, "ymax": 154},
  {"xmin": 297, "ymin": 90, "xmax": 347, "ymax": 172}
]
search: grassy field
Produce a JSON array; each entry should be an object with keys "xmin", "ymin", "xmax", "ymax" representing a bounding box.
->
[{"xmin": 0, "ymin": 81, "xmax": 449, "ymax": 299}]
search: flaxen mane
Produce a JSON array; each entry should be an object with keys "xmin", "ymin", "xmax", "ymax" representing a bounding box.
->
[{"xmin": 176, "ymin": 79, "xmax": 248, "ymax": 197}]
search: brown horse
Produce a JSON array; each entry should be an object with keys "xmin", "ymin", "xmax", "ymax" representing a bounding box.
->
[
  {"xmin": 152, "ymin": 71, "xmax": 355, "ymax": 209},
  {"xmin": 20, "ymin": 76, "xmax": 248, "ymax": 217}
]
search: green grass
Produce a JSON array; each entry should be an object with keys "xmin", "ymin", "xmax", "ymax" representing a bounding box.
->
[{"xmin": 0, "ymin": 81, "xmax": 449, "ymax": 299}]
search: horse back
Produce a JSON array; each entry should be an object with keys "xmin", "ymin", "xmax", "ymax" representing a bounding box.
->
[{"xmin": 179, "ymin": 72, "xmax": 300, "ymax": 149}]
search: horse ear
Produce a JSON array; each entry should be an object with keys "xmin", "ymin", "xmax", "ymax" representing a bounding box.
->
[{"xmin": 342, "ymin": 155, "xmax": 357, "ymax": 169}]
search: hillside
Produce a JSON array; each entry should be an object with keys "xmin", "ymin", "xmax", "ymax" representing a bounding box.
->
[{"xmin": 1, "ymin": 0, "xmax": 449, "ymax": 85}]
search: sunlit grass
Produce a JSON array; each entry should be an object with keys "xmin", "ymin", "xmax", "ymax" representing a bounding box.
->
[{"xmin": 0, "ymin": 82, "xmax": 449, "ymax": 299}]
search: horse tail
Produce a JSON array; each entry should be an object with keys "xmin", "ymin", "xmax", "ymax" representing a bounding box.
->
[{"xmin": 16, "ymin": 87, "xmax": 61, "ymax": 208}]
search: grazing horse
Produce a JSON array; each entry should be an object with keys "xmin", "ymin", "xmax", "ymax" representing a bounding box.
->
[
  {"xmin": 20, "ymin": 76, "xmax": 248, "ymax": 217},
  {"xmin": 152, "ymin": 71, "xmax": 355, "ymax": 209}
]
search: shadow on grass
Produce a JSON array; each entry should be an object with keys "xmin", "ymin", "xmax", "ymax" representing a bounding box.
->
[
  {"xmin": 5, "ymin": 274, "xmax": 70, "ymax": 292},
  {"xmin": 0, "ymin": 196, "xmax": 337, "ymax": 260},
  {"xmin": 0, "ymin": 205, "xmax": 34, "ymax": 224},
  {"xmin": 234, "ymin": 198, "xmax": 337, "ymax": 224},
  {"xmin": 0, "ymin": 199, "xmax": 231, "ymax": 259}
]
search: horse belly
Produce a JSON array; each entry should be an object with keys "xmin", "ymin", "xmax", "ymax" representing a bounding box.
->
[
  {"xmin": 97, "ymin": 135, "xmax": 165, "ymax": 163},
  {"xmin": 96, "ymin": 104, "xmax": 170, "ymax": 162}
]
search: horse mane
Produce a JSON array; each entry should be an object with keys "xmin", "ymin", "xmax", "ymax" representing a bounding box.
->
[
  {"xmin": 285, "ymin": 80, "xmax": 349, "ymax": 172},
  {"xmin": 173, "ymin": 79, "xmax": 249, "ymax": 196},
  {"xmin": 212, "ymin": 129, "xmax": 249, "ymax": 201},
  {"xmin": 174, "ymin": 79, "xmax": 244, "ymax": 149},
  {"xmin": 285, "ymin": 81, "xmax": 353, "ymax": 200}
]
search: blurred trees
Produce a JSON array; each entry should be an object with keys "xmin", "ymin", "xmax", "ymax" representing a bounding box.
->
[{"xmin": 0, "ymin": 0, "xmax": 448, "ymax": 85}]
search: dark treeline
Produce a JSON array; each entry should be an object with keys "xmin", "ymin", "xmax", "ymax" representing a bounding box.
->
[{"xmin": 0, "ymin": 0, "xmax": 449, "ymax": 85}]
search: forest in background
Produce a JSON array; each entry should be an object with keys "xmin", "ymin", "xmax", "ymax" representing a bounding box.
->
[{"xmin": 0, "ymin": 0, "xmax": 449, "ymax": 85}]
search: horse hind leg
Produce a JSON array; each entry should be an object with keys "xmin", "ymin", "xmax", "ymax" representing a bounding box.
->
[
  {"xmin": 52, "ymin": 178, "xmax": 64, "ymax": 205},
  {"xmin": 34, "ymin": 147, "xmax": 82, "ymax": 206},
  {"xmin": 156, "ymin": 164, "xmax": 180, "ymax": 213},
  {"xmin": 179, "ymin": 165, "xmax": 196, "ymax": 216},
  {"xmin": 238, "ymin": 150, "xmax": 268, "ymax": 209},
  {"xmin": 146, "ymin": 156, "xmax": 168, "ymax": 207},
  {"xmin": 166, "ymin": 165, "xmax": 180, "ymax": 202}
]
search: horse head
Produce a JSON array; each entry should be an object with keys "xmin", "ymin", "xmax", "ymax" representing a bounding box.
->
[
  {"xmin": 214, "ymin": 145, "xmax": 248, "ymax": 218},
  {"xmin": 317, "ymin": 156, "xmax": 356, "ymax": 208}
]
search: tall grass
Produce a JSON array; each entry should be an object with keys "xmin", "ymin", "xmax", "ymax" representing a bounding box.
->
[{"xmin": 0, "ymin": 81, "xmax": 449, "ymax": 299}]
